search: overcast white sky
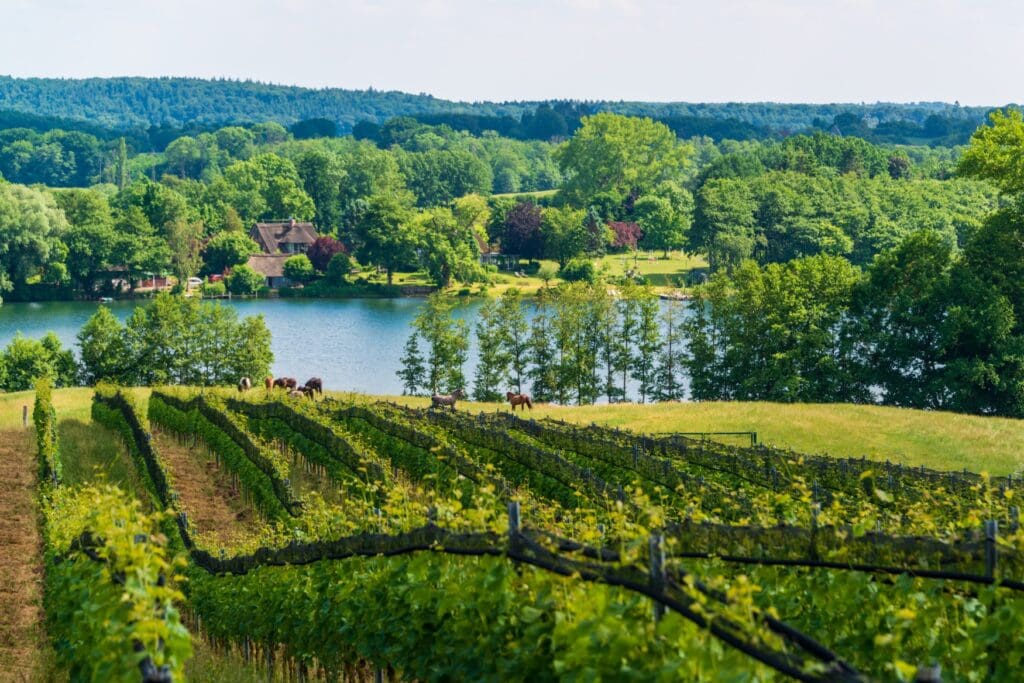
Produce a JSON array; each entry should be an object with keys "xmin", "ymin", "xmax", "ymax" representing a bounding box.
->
[{"xmin": 1, "ymin": 0, "xmax": 1020, "ymax": 105}]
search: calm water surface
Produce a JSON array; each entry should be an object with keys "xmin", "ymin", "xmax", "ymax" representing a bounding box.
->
[
  {"xmin": 0, "ymin": 298, "xmax": 689, "ymax": 398},
  {"xmin": 0, "ymin": 298, "xmax": 486, "ymax": 395}
]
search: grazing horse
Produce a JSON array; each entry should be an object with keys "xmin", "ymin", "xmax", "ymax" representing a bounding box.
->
[
  {"xmin": 303, "ymin": 377, "xmax": 323, "ymax": 397},
  {"xmin": 274, "ymin": 377, "xmax": 298, "ymax": 390},
  {"xmin": 431, "ymin": 388, "xmax": 465, "ymax": 411},
  {"xmin": 506, "ymin": 391, "xmax": 532, "ymax": 411},
  {"xmin": 264, "ymin": 376, "xmax": 274, "ymax": 392},
  {"xmin": 238, "ymin": 377, "xmax": 252, "ymax": 393},
  {"xmin": 288, "ymin": 389, "xmax": 306, "ymax": 399}
]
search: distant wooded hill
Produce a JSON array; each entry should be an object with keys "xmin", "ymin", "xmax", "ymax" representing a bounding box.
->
[{"xmin": 0, "ymin": 76, "xmax": 1008, "ymax": 144}]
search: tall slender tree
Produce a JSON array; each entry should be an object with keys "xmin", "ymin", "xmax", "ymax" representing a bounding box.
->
[
  {"xmin": 496, "ymin": 289, "xmax": 530, "ymax": 394},
  {"xmin": 116, "ymin": 137, "xmax": 129, "ymax": 190},
  {"xmin": 595, "ymin": 287, "xmax": 625, "ymax": 403},
  {"xmin": 654, "ymin": 300, "xmax": 684, "ymax": 401},
  {"xmin": 526, "ymin": 296, "xmax": 558, "ymax": 403},
  {"xmin": 397, "ymin": 333, "xmax": 427, "ymax": 396},
  {"xmin": 472, "ymin": 298, "xmax": 510, "ymax": 401},
  {"xmin": 616, "ymin": 282, "xmax": 640, "ymax": 401},
  {"xmin": 413, "ymin": 293, "xmax": 468, "ymax": 392},
  {"xmin": 631, "ymin": 286, "xmax": 661, "ymax": 403}
]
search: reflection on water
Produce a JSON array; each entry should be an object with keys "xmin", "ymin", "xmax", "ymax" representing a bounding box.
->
[
  {"xmin": 0, "ymin": 298, "xmax": 478, "ymax": 395},
  {"xmin": 0, "ymin": 297, "xmax": 690, "ymax": 399}
]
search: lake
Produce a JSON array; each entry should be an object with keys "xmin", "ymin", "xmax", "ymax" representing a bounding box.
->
[
  {"xmin": 0, "ymin": 298, "xmax": 490, "ymax": 395},
  {"xmin": 0, "ymin": 297, "xmax": 689, "ymax": 398}
]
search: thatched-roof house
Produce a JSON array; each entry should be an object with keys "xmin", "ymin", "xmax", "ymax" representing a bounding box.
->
[
  {"xmin": 245, "ymin": 254, "xmax": 292, "ymax": 289},
  {"xmin": 250, "ymin": 218, "xmax": 318, "ymax": 255}
]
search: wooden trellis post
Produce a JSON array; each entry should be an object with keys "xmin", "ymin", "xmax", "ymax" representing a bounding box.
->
[
  {"xmin": 649, "ymin": 534, "xmax": 666, "ymax": 623},
  {"xmin": 984, "ymin": 520, "xmax": 998, "ymax": 580},
  {"xmin": 508, "ymin": 500, "xmax": 521, "ymax": 553}
]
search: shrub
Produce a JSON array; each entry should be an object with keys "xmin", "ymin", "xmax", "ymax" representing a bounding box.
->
[
  {"xmin": 201, "ymin": 281, "xmax": 226, "ymax": 297},
  {"xmin": 537, "ymin": 264, "xmax": 558, "ymax": 285},
  {"xmin": 560, "ymin": 258, "xmax": 597, "ymax": 283},
  {"xmin": 283, "ymin": 254, "xmax": 315, "ymax": 283},
  {"xmin": 325, "ymin": 252, "xmax": 354, "ymax": 285},
  {"xmin": 227, "ymin": 265, "xmax": 264, "ymax": 295}
]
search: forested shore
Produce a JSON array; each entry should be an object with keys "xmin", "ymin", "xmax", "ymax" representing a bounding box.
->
[{"xmin": 0, "ymin": 89, "xmax": 1022, "ymax": 417}]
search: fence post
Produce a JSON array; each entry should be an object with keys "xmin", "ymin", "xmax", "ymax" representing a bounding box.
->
[
  {"xmin": 984, "ymin": 520, "xmax": 998, "ymax": 580},
  {"xmin": 22, "ymin": 405, "xmax": 28, "ymax": 428},
  {"xmin": 1010, "ymin": 506, "xmax": 1020, "ymax": 534},
  {"xmin": 649, "ymin": 534, "xmax": 666, "ymax": 624},
  {"xmin": 508, "ymin": 501, "xmax": 521, "ymax": 554},
  {"xmin": 374, "ymin": 668, "xmax": 384, "ymax": 683}
]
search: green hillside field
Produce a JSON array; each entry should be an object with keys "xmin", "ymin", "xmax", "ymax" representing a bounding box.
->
[{"xmin": 4, "ymin": 388, "xmax": 1018, "ymax": 475}]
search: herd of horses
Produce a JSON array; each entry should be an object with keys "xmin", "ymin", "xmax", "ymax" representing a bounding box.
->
[
  {"xmin": 237, "ymin": 376, "xmax": 323, "ymax": 399},
  {"xmin": 236, "ymin": 376, "xmax": 534, "ymax": 412}
]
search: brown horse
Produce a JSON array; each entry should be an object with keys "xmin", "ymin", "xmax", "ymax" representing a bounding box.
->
[
  {"xmin": 274, "ymin": 377, "xmax": 298, "ymax": 390},
  {"xmin": 431, "ymin": 388, "xmax": 465, "ymax": 411},
  {"xmin": 303, "ymin": 377, "xmax": 323, "ymax": 397},
  {"xmin": 506, "ymin": 391, "xmax": 532, "ymax": 411},
  {"xmin": 264, "ymin": 376, "xmax": 274, "ymax": 392},
  {"xmin": 238, "ymin": 377, "xmax": 252, "ymax": 393}
]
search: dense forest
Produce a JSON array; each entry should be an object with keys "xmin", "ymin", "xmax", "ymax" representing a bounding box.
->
[{"xmin": 0, "ymin": 75, "xmax": 1006, "ymax": 143}]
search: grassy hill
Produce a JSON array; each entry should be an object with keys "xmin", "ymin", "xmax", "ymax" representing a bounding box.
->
[{"xmin": 3, "ymin": 388, "xmax": 1020, "ymax": 475}]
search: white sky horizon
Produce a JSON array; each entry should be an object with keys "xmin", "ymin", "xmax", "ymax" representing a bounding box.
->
[{"xmin": 3, "ymin": 0, "xmax": 1021, "ymax": 107}]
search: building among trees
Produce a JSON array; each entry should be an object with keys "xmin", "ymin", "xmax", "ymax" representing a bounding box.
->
[
  {"xmin": 249, "ymin": 218, "xmax": 318, "ymax": 255},
  {"xmin": 244, "ymin": 218, "xmax": 319, "ymax": 288}
]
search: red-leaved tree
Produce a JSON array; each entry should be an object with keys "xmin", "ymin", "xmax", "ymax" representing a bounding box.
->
[
  {"xmin": 607, "ymin": 221, "xmax": 643, "ymax": 250},
  {"xmin": 306, "ymin": 236, "xmax": 347, "ymax": 271},
  {"xmin": 502, "ymin": 202, "xmax": 544, "ymax": 260}
]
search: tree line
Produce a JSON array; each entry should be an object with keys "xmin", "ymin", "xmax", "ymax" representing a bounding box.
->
[
  {"xmin": 0, "ymin": 107, "xmax": 1005, "ymax": 310},
  {"xmin": 0, "ymin": 294, "xmax": 272, "ymax": 392},
  {"xmin": 0, "ymin": 76, "xmax": 998, "ymax": 140},
  {"xmin": 398, "ymin": 285, "xmax": 680, "ymax": 405}
]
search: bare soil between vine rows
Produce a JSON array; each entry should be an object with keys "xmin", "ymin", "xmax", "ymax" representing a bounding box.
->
[
  {"xmin": 152, "ymin": 431, "xmax": 261, "ymax": 549},
  {"xmin": 0, "ymin": 427, "xmax": 45, "ymax": 681}
]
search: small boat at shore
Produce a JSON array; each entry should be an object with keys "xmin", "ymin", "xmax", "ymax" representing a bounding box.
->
[{"xmin": 659, "ymin": 291, "xmax": 692, "ymax": 301}]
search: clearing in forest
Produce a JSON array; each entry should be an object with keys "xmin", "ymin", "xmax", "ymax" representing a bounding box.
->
[
  {"xmin": 0, "ymin": 427, "xmax": 45, "ymax": 681},
  {"xmin": 152, "ymin": 430, "xmax": 262, "ymax": 549}
]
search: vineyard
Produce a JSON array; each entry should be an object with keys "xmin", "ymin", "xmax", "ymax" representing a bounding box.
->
[{"xmin": 29, "ymin": 383, "xmax": 1024, "ymax": 681}]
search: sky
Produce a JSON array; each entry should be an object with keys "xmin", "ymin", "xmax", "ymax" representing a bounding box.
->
[{"xmin": 2, "ymin": 0, "xmax": 1021, "ymax": 105}]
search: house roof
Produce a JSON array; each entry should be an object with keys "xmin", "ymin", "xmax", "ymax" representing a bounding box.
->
[
  {"xmin": 251, "ymin": 220, "xmax": 318, "ymax": 253},
  {"xmin": 245, "ymin": 254, "xmax": 291, "ymax": 278},
  {"xmin": 473, "ymin": 231, "xmax": 501, "ymax": 255}
]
